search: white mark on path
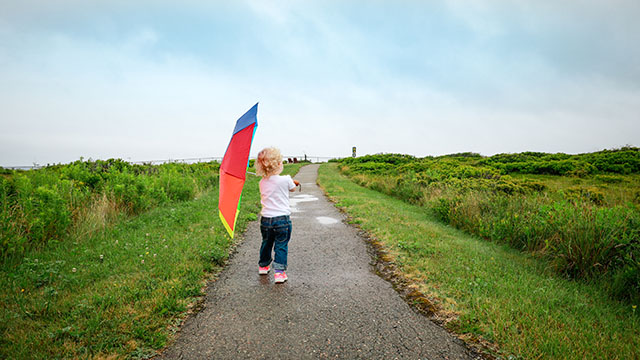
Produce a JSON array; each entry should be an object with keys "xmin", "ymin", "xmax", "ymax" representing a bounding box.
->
[
  {"xmin": 290, "ymin": 194, "xmax": 318, "ymax": 206},
  {"xmin": 316, "ymin": 216, "xmax": 339, "ymax": 225},
  {"xmin": 292, "ymin": 194, "xmax": 317, "ymax": 200},
  {"xmin": 290, "ymin": 194, "xmax": 317, "ymax": 213}
]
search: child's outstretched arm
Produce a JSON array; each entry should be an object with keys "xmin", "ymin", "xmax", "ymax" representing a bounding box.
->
[{"xmin": 290, "ymin": 179, "xmax": 300, "ymax": 192}]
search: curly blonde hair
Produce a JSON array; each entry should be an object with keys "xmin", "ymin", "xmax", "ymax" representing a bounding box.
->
[{"xmin": 255, "ymin": 147, "xmax": 283, "ymax": 177}]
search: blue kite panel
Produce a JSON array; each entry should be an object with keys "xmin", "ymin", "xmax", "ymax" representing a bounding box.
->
[{"xmin": 232, "ymin": 102, "xmax": 259, "ymax": 135}]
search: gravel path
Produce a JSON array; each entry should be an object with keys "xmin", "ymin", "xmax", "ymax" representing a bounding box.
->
[{"xmin": 156, "ymin": 164, "xmax": 477, "ymax": 359}]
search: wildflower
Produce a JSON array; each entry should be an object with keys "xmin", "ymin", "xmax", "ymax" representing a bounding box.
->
[
  {"xmin": 146, "ymin": 233, "xmax": 149, "ymax": 237},
  {"xmin": 115, "ymin": 240, "xmax": 118, "ymax": 244},
  {"xmin": 145, "ymin": 251, "xmax": 149, "ymax": 255},
  {"xmin": 153, "ymin": 254, "xmax": 157, "ymax": 257},
  {"xmin": 139, "ymin": 254, "xmax": 143, "ymax": 257},
  {"xmin": 21, "ymin": 289, "xmax": 24, "ymax": 292},
  {"xmin": 72, "ymin": 267, "xmax": 77, "ymax": 273},
  {"xmin": 141, "ymin": 259, "xmax": 145, "ymax": 264},
  {"xmin": 99, "ymin": 254, "xmax": 104, "ymax": 260},
  {"xmin": 164, "ymin": 245, "xmax": 168, "ymax": 249}
]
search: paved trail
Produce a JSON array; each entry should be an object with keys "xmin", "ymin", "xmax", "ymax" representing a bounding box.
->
[{"xmin": 157, "ymin": 164, "xmax": 477, "ymax": 359}]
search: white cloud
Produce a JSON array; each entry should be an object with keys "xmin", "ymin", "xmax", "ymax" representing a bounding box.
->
[{"xmin": 1, "ymin": 1, "xmax": 639, "ymax": 166}]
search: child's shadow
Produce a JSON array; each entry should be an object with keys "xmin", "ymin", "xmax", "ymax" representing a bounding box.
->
[
  {"xmin": 258, "ymin": 274, "xmax": 289, "ymax": 288},
  {"xmin": 258, "ymin": 275, "xmax": 271, "ymax": 286}
]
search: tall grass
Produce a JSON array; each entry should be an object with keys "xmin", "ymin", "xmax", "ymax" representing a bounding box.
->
[
  {"xmin": 431, "ymin": 191, "xmax": 640, "ymax": 301},
  {"xmin": 1, "ymin": 159, "xmax": 219, "ymax": 260},
  {"xmin": 318, "ymin": 163, "xmax": 640, "ymax": 360},
  {"xmin": 0, "ymin": 162, "xmax": 303, "ymax": 358},
  {"xmin": 338, "ymin": 152, "xmax": 640, "ymax": 302}
]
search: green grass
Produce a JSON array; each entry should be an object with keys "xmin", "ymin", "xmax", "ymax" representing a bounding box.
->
[
  {"xmin": 317, "ymin": 163, "xmax": 640, "ymax": 360},
  {"xmin": 1, "ymin": 160, "xmax": 221, "ymax": 259},
  {"xmin": 511, "ymin": 173, "xmax": 640, "ymax": 207},
  {"xmin": 338, "ymin": 156, "xmax": 640, "ymax": 302},
  {"xmin": 0, "ymin": 164, "xmax": 302, "ymax": 359}
]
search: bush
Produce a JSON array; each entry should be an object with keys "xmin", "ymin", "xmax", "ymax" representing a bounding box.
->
[
  {"xmin": 159, "ymin": 172, "xmax": 194, "ymax": 202},
  {"xmin": 546, "ymin": 205, "xmax": 638, "ymax": 278},
  {"xmin": 28, "ymin": 186, "xmax": 71, "ymax": 246},
  {"xmin": 337, "ymin": 149, "xmax": 640, "ymax": 301},
  {"xmin": 563, "ymin": 186, "xmax": 605, "ymax": 206},
  {"xmin": 0, "ymin": 159, "xmax": 220, "ymax": 259},
  {"xmin": 594, "ymin": 175, "xmax": 626, "ymax": 184},
  {"xmin": 342, "ymin": 153, "xmax": 416, "ymax": 166},
  {"xmin": 342, "ymin": 162, "xmax": 397, "ymax": 176},
  {"xmin": 609, "ymin": 261, "xmax": 640, "ymax": 302},
  {"xmin": 479, "ymin": 147, "xmax": 640, "ymax": 175},
  {"xmin": 519, "ymin": 179, "xmax": 547, "ymax": 192}
]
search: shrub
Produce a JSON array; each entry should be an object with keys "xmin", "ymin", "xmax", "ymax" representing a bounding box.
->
[
  {"xmin": 480, "ymin": 147, "xmax": 640, "ymax": 175},
  {"xmin": 609, "ymin": 262, "xmax": 640, "ymax": 302},
  {"xmin": 159, "ymin": 172, "xmax": 195, "ymax": 202},
  {"xmin": 342, "ymin": 153, "xmax": 416, "ymax": 166},
  {"xmin": 546, "ymin": 205, "xmax": 637, "ymax": 277},
  {"xmin": 27, "ymin": 186, "xmax": 71, "ymax": 247},
  {"xmin": 594, "ymin": 175, "xmax": 626, "ymax": 184},
  {"xmin": 346, "ymin": 162, "xmax": 397, "ymax": 175},
  {"xmin": 563, "ymin": 186, "xmax": 605, "ymax": 206},
  {"xmin": 0, "ymin": 159, "xmax": 220, "ymax": 259},
  {"xmin": 519, "ymin": 179, "xmax": 547, "ymax": 192},
  {"xmin": 337, "ymin": 149, "xmax": 640, "ymax": 301}
]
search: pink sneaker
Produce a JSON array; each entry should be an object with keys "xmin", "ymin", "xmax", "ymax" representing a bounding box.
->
[
  {"xmin": 274, "ymin": 271, "xmax": 288, "ymax": 283},
  {"xmin": 258, "ymin": 266, "xmax": 270, "ymax": 275}
]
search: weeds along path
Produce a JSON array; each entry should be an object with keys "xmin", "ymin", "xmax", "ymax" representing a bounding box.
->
[
  {"xmin": 315, "ymin": 163, "xmax": 640, "ymax": 359},
  {"xmin": 156, "ymin": 164, "xmax": 478, "ymax": 359}
]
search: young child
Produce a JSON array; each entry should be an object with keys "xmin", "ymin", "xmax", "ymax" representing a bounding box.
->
[{"xmin": 255, "ymin": 147, "xmax": 300, "ymax": 283}]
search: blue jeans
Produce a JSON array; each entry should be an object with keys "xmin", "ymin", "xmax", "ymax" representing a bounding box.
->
[{"xmin": 259, "ymin": 215, "xmax": 292, "ymax": 271}]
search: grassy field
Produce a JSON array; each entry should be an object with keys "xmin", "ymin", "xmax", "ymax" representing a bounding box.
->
[
  {"xmin": 0, "ymin": 162, "xmax": 302, "ymax": 359},
  {"xmin": 337, "ymin": 150, "xmax": 640, "ymax": 303},
  {"xmin": 318, "ymin": 163, "xmax": 639, "ymax": 360},
  {"xmin": 1, "ymin": 159, "xmax": 221, "ymax": 260}
]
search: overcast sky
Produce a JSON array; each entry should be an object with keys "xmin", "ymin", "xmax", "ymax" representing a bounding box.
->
[{"xmin": 1, "ymin": 1, "xmax": 639, "ymax": 166}]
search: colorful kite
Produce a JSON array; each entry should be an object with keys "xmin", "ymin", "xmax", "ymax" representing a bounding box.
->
[{"xmin": 218, "ymin": 103, "xmax": 258, "ymax": 238}]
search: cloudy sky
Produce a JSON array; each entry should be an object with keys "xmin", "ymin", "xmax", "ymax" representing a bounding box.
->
[{"xmin": 1, "ymin": 1, "xmax": 639, "ymax": 166}]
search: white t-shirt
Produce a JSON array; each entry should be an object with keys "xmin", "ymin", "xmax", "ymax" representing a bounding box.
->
[{"xmin": 259, "ymin": 175, "xmax": 296, "ymax": 217}]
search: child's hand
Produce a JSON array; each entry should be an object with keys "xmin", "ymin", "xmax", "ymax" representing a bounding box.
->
[{"xmin": 291, "ymin": 180, "xmax": 301, "ymax": 192}]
